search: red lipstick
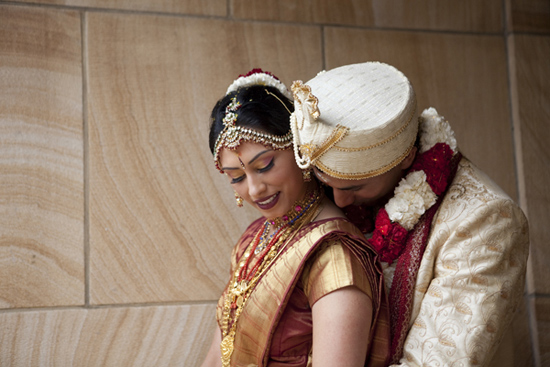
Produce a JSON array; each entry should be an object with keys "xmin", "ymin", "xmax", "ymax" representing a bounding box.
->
[{"xmin": 255, "ymin": 192, "xmax": 280, "ymax": 210}]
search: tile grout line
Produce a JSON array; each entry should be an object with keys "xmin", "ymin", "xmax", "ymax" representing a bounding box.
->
[
  {"xmin": 503, "ymin": 0, "xmax": 529, "ymax": 231},
  {"xmin": 502, "ymin": 1, "xmax": 539, "ymax": 366},
  {"xmin": 321, "ymin": 25, "xmax": 326, "ymax": 70},
  {"xmin": 81, "ymin": 10, "xmax": 91, "ymax": 308},
  {"xmin": 527, "ymin": 296, "xmax": 542, "ymax": 367},
  {"xmin": 0, "ymin": 300, "xmax": 220, "ymax": 315},
  {"xmin": 4, "ymin": 1, "xmax": 547, "ymax": 37}
]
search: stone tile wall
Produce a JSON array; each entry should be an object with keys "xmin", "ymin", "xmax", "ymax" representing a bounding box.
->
[{"xmin": 0, "ymin": 0, "xmax": 548, "ymax": 365}]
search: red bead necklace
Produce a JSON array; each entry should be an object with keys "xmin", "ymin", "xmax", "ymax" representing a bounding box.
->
[{"xmin": 237, "ymin": 222, "xmax": 288, "ymax": 283}]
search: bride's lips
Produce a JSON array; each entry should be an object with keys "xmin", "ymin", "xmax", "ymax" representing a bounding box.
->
[{"xmin": 255, "ymin": 192, "xmax": 280, "ymax": 210}]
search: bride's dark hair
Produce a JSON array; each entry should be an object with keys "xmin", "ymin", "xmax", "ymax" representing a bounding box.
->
[{"xmin": 208, "ymin": 85, "xmax": 294, "ymax": 155}]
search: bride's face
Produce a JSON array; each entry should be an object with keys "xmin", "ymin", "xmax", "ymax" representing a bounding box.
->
[{"xmin": 219, "ymin": 142, "xmax": 307, "ymax": 220}]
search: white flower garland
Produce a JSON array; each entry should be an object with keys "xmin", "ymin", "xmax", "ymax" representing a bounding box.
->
[
  {"xmin": 419, "ymin": 107, "xmax": 458, "ymax": 153},
  {"xmin": 226, "ymin": 71, "xmax": 293, "ymax": 100},
  {"xmin": 386, "ymin": 171, "xmax": 437, "ymax": 230},
  {"xmin": 385, "ymin": 108, "xmax": 458, "ymax": 231}
]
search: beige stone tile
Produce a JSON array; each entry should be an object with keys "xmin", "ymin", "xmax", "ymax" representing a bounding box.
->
[
  {"xmin": 87, "ymin": 13, "xmax": 322, "ymax": 304},
  {"xmin": 7, "ymin": 0, "xmax": 226, "ymax": 16},
  {"xmin": 0, "ymin": 303, "xmax": 216, "ymax": 366},
  {"xmin": 0, "ymin": 5, "xmax": 84, "ymax": 308},
  {"xmin": 511, "ymin": 34, "xmax": 550, "ymax": 294},
  {"xmin": 323, "ymin": 28, "xmax": 517, "ymax": 200},
  {"xmin": 369, "ymin": 0, "xmax": 503, "ymax": 33},
  {"xmin": 233, "ymin": 0, "xmax": 502, "ymax": 32},
  {"xmin": 509, "ymin": 295, "xmax": 535, "ymax": 366},
  {"xmin": 535, "ymin": 297, "xmax": 550, "ymax": 366},
  {"xmin": 509, "ymin": 0, "xmax": 550, "ymax": 33},
  {"xmin": 232, "ymin": 0, "xmax": 375, "ymax": 26}
]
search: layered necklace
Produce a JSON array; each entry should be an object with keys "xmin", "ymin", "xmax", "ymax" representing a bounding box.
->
[{"xmin": 220, "ymin": 186, "xmax": 323, "ymax": 367}]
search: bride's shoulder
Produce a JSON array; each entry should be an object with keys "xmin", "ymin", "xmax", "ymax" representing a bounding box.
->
[{"xmin": 315, "ymin": 197, "xmax": 346, "ymax": 222}]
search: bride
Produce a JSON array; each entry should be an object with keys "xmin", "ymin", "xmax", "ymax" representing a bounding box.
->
[{"xmin": 200, "ymin": 69, "xmax": 390, "ymax": 367}]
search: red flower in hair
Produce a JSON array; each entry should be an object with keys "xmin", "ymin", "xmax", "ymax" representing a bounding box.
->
[{"xmin": 239, "ymin": 68, "xmax": 280, "ymax": 80}]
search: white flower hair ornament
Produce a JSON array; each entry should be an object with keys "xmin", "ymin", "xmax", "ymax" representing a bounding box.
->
[
  {"xmin": 213, "ymin": 69, "xmax": 294, "ymax": 173},
  {"xmin": 226, "ymin": 68, "xmax": 292, "ymax": 99}
]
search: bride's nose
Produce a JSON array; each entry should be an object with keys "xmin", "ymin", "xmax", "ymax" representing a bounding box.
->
[{"xmin": 247, "ymin": 173, "xmax": 267, "ymax": 199}]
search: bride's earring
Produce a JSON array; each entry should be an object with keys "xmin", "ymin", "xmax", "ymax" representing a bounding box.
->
[
  {"xmin": 234, "ymin": 191, "xmax": 244, "ymax": 207},
  {"xmin": 302, "ymin": 169, "xmax": 312, "ymax": 182}
]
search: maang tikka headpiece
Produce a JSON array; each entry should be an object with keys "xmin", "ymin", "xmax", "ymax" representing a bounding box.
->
[{"xmin": 213, "ymin": 69, "xmax": 294, "ymax": 173}]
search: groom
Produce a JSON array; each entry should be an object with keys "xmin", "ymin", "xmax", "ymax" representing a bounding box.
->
[{"xmin": 290, "ymin": 62, "xmax": 529, "ymax": 366}]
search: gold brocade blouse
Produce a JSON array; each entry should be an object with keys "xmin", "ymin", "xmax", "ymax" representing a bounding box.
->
[
  {"xmin": 302, "ymin": 240, "xmax": 372, "ymax": 305},
  {"xmin": 220, "ymin": 238, "xmax": 373, "ymax": 366}
]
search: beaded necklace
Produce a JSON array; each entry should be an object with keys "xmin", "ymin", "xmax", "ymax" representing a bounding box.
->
[
  {"xmin": 255, "ymin": 189, "xmax": 320, "ymax": 254},
  {"xmin": 220, "ymin": 186, "xmax": 323, "ymax": 367}
]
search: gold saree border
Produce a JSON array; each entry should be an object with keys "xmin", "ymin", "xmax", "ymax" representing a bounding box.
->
[{"xmin": 229, "ymin": 219, "xmax": 390, "ymax": 367}]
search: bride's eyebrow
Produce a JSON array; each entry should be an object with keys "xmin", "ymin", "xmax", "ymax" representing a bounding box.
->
[{"xmin": 221, "ymin": 149, "xmax": 272, "ymax": 171}]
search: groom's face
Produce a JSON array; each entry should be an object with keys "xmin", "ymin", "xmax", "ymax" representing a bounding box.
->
[
  {"xmin": 313, "ymin": 147, "xmax": 417, "ymax": 208},
  {"xmin": 313, "ymin": 165, "xmax": 404, "ymax": 208}
]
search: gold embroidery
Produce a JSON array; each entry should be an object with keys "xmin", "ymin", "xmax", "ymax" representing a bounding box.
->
[
  {"xmin": 333, "ymin": 102, "xmax": 417, "ymax": 152},
  {"xmin": 389, "ymin": 159, "xmax": 530, "ymax": 366},
  {"xmin": 455, "ymin": 302, "xmax": 473, "ymax": 315},
  {"xmin": 427, "ymin": 285, "xmax": 443, "ymax": 299},
  {"xmin": 315, "ymin": 142, "xmax": 414, "ymax": 180},
  {"xmin": 456, "ymin": 227, "xmax": 471, "ymax": 238},
  {"xmin": 308, "ymin": 125, "xmax": 349, "ymax": 163},
  {"xmin": 486, "ymin": 320, "xmax": 497, "ymax": 333},
  {"xmin": 487, "ymin": 244, "xmax": 502, "ymax": 252},
  {"xmin": 413, "ymin": 318, "xmax": 426, "ymax": 329},
  {"xmin": 219, "ymin": 189, "xmax": 324, "ymax": 366},
  {"xmin": 438, "ymin": 336, "xmax": 456, "ymax": 347},
  {"xmin": 291, "ymin": 80, "xmax": 320, "ymax": 127},
  {"xmin": 442, "ymin": 260, "xmax": 458, "ymax": 271},
  {"xmin": 472, "ymin": 275, "xmax": 488, "ymax": 286}
]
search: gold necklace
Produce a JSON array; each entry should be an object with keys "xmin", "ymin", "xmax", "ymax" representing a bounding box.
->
[
  {"xmin": 255, "ymin": 187, "xmax": 320, "ymax": 254},
  {"xmin": 220, "ymin": 188, "xmax": 323, "ymax": 367}
]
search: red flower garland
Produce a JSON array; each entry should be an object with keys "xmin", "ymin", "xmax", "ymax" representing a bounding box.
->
[
  {"xmin": 410, "ymin": 142, "xmax": 454, "ymax": 196},
  {"xmin": 365, "ymin": 142, "xmax": 454, "ymax": 264},
  {"xmin": 369, "ymin": 209, "xmax": 409, "ymax": 263}
]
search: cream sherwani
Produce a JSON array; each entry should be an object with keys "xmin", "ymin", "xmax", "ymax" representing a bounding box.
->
[{"xmin": 385, "ymin": 158, "xmax": 529, "ymax": 367}]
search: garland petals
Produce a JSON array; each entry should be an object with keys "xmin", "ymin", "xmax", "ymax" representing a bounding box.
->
[
  {"xmin": 370, "ymin": 209, "xmax": 409, "ymax": 263},
  {"xmin": 419, "ymin": 107, "xmax": 457, "ymax": 153},
  {"xmin": 366, "ymin": 108, "xmax": 458, "ymax": 264},
  {"xmin": 387, "ymin": 171, "xmax": 437, "ymax": 231},
  {"xmin": 411, "ymin": 142, "xmax": 454, "ymax": 196}
]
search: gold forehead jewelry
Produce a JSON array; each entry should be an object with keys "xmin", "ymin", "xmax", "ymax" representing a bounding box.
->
[{"xmin": 213, "ymin": 97, "xmax": 293, "ymax": 173}]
